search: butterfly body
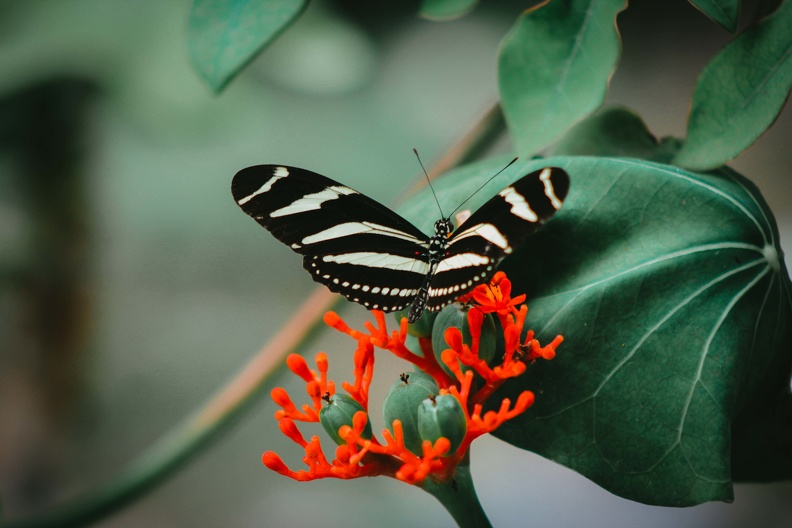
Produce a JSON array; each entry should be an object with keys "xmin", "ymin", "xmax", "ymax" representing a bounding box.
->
[{"xmin": 232, "ymin": 164, "xmax": 569, "ymax": 323}]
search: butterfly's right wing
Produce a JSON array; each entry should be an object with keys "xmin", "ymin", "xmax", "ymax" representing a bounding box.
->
[
  {"xmin": 426, "ymin": 166, "xmax": 570, "ymax": 310},
  {"xmin": 232, "ymin": 165, "xmax": 430, "ymax": 312}
]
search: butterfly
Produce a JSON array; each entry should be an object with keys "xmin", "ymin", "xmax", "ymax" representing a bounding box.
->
[{"xmin": 231, "ymin": 164, "xmax": 569, "ymax": 323}]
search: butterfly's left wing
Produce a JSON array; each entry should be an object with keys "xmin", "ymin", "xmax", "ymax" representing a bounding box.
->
[
  {"xmin": 232, "ymin": 165, "xmax": 431, "ymax": 313},
  {"xmin": 426, "ymin": 167, "xmax": 570, "ymax": 310}
]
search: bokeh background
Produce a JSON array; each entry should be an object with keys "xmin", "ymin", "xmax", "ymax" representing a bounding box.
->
[{"xmin": 1, "ymin": 0, "xmax": 791, "ymax": 526}]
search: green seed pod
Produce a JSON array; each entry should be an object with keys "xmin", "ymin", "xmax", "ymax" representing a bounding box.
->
[
  {"xmin": 417, "ymin": 394, "xmax": 467, "ymax": 455},
  {"xmin": 395, "ymin": 308, "xmax": 437, "ymax": 337},
  {"xmin": 382, "ymin": 371, "xmax": 439, "ymax": 455},
  {"xmin": 431, "ymin": 304, "xmax": 497, "ymax": 375},
  {"xmin": 319, "ymin": 393, "xmax": 371, "ymax": 445}
]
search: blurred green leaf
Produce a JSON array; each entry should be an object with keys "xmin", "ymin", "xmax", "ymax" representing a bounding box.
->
[
  {"xmin": 674, "ymin": 1, "xmax": 792, "ymax": 170},
  {"xmin": 688, "ymin": 0, "xmax": 740, "ymax": 32},
  {"xmin": 420, "ymin": 0, "xmax": 477, "ymax": 20},
  {"xmin": 498, "ymin": 0, "xmax": 627, "ymax": 157},
  {"xmin": 188, "ymin": 0, "xmax": 308, "ymax": 93}
]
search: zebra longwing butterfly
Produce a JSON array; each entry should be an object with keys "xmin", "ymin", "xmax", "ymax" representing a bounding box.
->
[{"xmin": 232, "ymin": 164, "xmax": 569, "ymax": 323}]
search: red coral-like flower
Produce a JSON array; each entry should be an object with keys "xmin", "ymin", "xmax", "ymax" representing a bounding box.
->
[
  {"xmin": 467, "ymin": 271, "xmax": 525, "ymax": 322},
  {"xmin": 263, "ymin": 271, "xmax": 563, "ymax": 487}
]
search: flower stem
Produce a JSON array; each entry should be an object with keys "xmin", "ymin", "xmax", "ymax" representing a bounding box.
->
[{"xmin": 420, "ymin": 463, "xmax": 492, "ymax": 528}]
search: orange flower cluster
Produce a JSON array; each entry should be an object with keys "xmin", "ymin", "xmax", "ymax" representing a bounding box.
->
[{"xmin": 262, "ymin": 271, "xmax": 563, "ymax": 485}]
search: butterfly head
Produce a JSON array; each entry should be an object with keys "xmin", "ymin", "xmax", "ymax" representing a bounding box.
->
[{"xmin": 434, "ymin": 218, "xmax": 454, "ymax": 238}]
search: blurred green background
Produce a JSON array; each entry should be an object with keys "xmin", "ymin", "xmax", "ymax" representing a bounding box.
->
[{"xmin": 1, "ymin": 0, "xmax": 790, "ymax": 526}]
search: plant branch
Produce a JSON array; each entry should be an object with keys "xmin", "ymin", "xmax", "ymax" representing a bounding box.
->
[{"xmin": 421, "ymin": 462, "xmax": 492, "ymax": 528}]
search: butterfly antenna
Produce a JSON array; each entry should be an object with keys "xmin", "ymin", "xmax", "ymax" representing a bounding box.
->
[
  {"xmin": 413, "ymin": 148, "xmax": 445, "ymax": 218},
  {"xmin": 449, "ymin": 157, "xmax": 519, "ymax": 218}
]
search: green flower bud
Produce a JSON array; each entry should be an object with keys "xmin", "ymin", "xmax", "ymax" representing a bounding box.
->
[
  {"xmin": 319, "ymin": 393, "xmax": 371, "ymax": 445},
  {"xmin": 382, "ymin": 371, "xmax": 439, "ymax": 455},
  {"xmin": 417, "ymin": 394, "xmax": 467, "ymax": 455},
  {"xmin": 431, "ymin": 304, "xmax": 497, "ymax": 375}
]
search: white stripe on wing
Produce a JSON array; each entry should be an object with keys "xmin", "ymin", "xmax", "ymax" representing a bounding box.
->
[
  {"xmin": 322, "ymin": 252, "xmax": 430, "ymax": 274},
  {"xmin": 302, "ymin": 221, "xmax": 426, "ymax": 246},
  {"xmin": 270, "ymin": 185, "xmax": 358, "ymax": 217}
]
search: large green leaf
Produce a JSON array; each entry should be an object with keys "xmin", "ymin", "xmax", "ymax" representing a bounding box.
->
[
  {"xmin": 498, "ymin": 0, "xmax": 627, "ymax": 157},
  {"xmin": 188, "ymin": 0, "xmax": 308, "ymax": 93},
  {"xmin": 420, "ymin": 0, "xmax": 477, "ymax": 20},
  {"xmin": 498, "ymin": 158, "xmax": 791, "ymax": 506},
  {"xmin": 674, "ymin": 1, "xmax": 792, "ymax": 170},
  {"xmin": 400, "ymin": 155, "xmax": 792, "ymax": 506},
  {"xmin": 688, "ymin": 0, "xmax": 740, "ymax": 32}
]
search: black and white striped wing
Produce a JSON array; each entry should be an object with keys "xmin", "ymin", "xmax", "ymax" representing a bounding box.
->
[
  {"xmin": 232, "ymin": 165, "xmax": 430, "ymax": 312},
  {"xmin": 426, "ymin": 167, "xmax": 570, "ymax": 310}
]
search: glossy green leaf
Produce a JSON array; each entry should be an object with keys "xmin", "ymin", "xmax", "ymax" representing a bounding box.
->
[
  {"xmin": 188, "ymin": 0, "xmax": 308, "ymax": 93},
  {"xmin": 420, "ymin": 0, "xmax": 477, "ymax": 20},
  {"xmin": 497, "ymin": 158, "xmax": 791, "ymax": 506},
  {"xmin": 498, "ymin": 0, "xmax": 627, "ymax": 157},
  {"xmin": 688, "ymin": 0, "xmax": 740, "ymax": 32},
  {"xmin": 551, "ymin": 105, "xmax": 684, "ymax": 163},
  {"xmin": 674, "ymin": 1, "xmax": 792, "ymax": 170},
  {"xmin": 400, "ymin": 156, "xmax": 792, "ymax": 506},
  {"xmin": 551, "ymin": 106, "xmax": 661, "ymax": 160}
]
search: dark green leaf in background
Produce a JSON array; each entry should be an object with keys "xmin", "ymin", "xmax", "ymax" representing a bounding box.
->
[
  {"xmin": 688, "ymin": 0, "xmax": 740, "ymax": 32},
  {"xmin": 551, "ymin": 105, "xmax": 685, "ymax": 163},
  {"xmin": 420, "ymin": 0, "xmax": 478, "ymax": 21},
  {"xmin": 400, "ymin": 156, "xmax": 792, "ymax": 506},
  {"xmin": 731, "ymin": 391, "xmax": 792, "ymax": 482},
  {"xmin": 188, "ymin": 0, "xmax": 308, "ymax": 93},
  {"xmin": 674, "ymin": 1, "xmax": 792, "ymax": 170},
  {"xmin": 551, "ymin": 106, "xmax": 662, "ymax": 160},
  {"xmin": 498, "ymin": 0, "xmax": 627, "ymax": 158}
]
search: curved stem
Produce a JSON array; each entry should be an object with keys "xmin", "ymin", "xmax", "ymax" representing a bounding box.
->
[
  {"xmin": 5, "ymin": 102, "xmax": 507, "ymax": 528},
  {"xmin": 420, "ymin": 463, "xmax": 492, "ymax": 528}
]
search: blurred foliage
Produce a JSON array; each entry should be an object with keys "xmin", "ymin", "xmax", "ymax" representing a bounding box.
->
[
  {"xmin": 674, "ymin": 0, "xmax": 792, "ymax": 169},
  {"xmin": 1, "ymin": 0, "xmax": 791, "ymax": 526},
  {"xmin": 187, "ymin": 0, "xmax": 792, "ymax": 172},
  {"xmin": 188, "ymin": 0, "xmax": 308, "ymax": 92},
  {"xmin": 420, "ymin": 0, "xmax": 479, "ymax": 21},
  {"xmin": 0, "ymin": 76, "xmax": 97, "ymax": 519},
  {"xmin": 690, "ymin": 0, "xmax": 741, "ymax": 31}
]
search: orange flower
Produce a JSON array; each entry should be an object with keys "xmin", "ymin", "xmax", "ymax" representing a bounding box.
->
[
  {"xmin": 467, "ymin": 271, "xmax": 526, "ymax": 326},
  {"xmin": 263, "ymin": 271, "xmax": 562, "ymax": 486},
  {"xmin": 503, "ymin": 305, "xmax": 564, "ymax": 363}
]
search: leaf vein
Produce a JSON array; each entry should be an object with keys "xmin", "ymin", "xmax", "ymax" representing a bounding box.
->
[
  {"xmin": 676, "ymin": 264, "xmax": 772, "ymax": 442},
  {"xmin": 614, "ymin": 159, "xmax": 769, "ymax": 245}
]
